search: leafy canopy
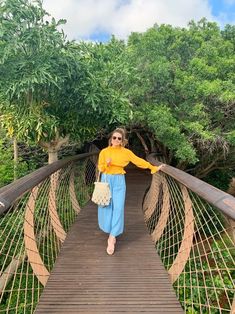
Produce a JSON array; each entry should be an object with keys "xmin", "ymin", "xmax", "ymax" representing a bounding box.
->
[
  {"xmin": 0, "ymin": 0, "xmax": 132, "ymax": 147},
  {"xmin": 126, "ymin": 19, "xmax": 235, "ymax": 174}
]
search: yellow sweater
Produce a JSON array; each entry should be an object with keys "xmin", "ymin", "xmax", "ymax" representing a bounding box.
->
[{"xmin": 98, "ymin": 146, "xmax": 159, "ymax": 174}]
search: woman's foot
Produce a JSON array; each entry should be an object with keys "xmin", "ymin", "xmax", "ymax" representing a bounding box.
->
[{"xmin": 106, "ymin": 235, "xmax": 116, "ymax": 255}]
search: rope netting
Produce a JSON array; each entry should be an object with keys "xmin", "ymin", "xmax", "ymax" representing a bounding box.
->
[
  {"xmin": 144, "ymin": 171, "xmax": 235, "ymax": 313},
  {"xmin": 0, "ymin": 156, "xmax": 97, "ymax": 313},
  {"xmin": 1, "ymin": 151, "xmax": 234, "ymax": 313}
]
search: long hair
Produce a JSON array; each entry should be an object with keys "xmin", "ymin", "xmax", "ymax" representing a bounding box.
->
[{"xmin": 108, "ymin": 128, "xmax": 128, "ymax": 147}]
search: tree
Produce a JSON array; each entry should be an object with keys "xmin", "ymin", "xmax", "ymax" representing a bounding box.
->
[
  {"xmin": 126, "ymin": 19, "xmax": 235, "ymax": 177},
  {"xmin": 0, "ymin": 128, "xmax": 31, "ymax": 187},
  {"xmin": 0, "ymin": 0, "xmax": 132, "ymax": 163}
]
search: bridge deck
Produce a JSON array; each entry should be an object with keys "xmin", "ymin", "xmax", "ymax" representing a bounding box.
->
[{"xmin": 35, "ymin": 170, "xmax": 183, "ymax": 313}]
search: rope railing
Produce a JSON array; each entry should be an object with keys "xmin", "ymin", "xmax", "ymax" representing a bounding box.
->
[
  {"xmin": 0, "ymin": 153, "xmax": 98, "ymax": 313},
  {"xmin": 1, "ymin": 149, "xmax": 234, "ymax": 313},
  {"xmin": 145, "ymin": 155, "xmax": 235, "ymax": 313}
]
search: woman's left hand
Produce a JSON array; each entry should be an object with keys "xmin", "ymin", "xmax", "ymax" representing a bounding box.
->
[{"xmin": 158, "ymin": 164, "xmax": 166, "ymax": 171}]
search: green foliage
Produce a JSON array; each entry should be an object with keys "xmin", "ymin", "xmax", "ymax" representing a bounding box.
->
[
  {"xmin": 0, "ymin": 160, "xmax": 94, "ymax": 313},
  {"xmin": 0, "ymin": 0, "xmax": 132, "ymax": 149},
  {"xmin": 0, "ymin": 205, "xmax": 43, "ymax": 313},
  {"xmin": 58, "ymin": 38, "xmax": 133, "ymax": 142},
  {"xmin": 0, "ymin": 139, "xmax": 34, "ymax": 187},
  {"xmin": 203, "ymin": 168, "xmax": 235, "ymax": 192},
  {"xmin": 1, "ymin": 2, "xmax": 234, "ymax": 312},
  {"xmin": 1, "ymin": 2, "xmax": 234, "ymax": 176},
  {"xmin": 135, "ymin": 103, "xmax": 198, "ymax": 163},
  {"xmin": 0, "ymin": 140, "xmax": 15, "ymax": 186},
  {"xmin": 175, "ymin": 240, "xmax": 235, "ymax": 313},
  {"xmin": 126, "ymin": 19, "xmax": 235, "ymax": 173}
]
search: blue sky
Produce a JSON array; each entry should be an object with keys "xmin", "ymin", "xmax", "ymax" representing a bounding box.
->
[
  {"xmin": 209, "ymin": 0, "xmax": 235, "ymax": 24},
  {"xmin": 43, "ymin": 0, "xmax": 235, "ymax": 42}
]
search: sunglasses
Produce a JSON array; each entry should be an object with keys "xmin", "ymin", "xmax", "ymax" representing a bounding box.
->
[{"xmin": 112, "ymin": 136, "xmax": 122, "ymax": 141}]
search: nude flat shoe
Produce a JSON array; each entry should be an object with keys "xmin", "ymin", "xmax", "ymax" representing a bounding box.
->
[{"xmin": 106, "ymin": 237, "xmax": 116, "ymax": 255}]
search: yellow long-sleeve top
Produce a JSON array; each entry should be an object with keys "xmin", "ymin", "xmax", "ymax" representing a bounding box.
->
[{"xmin": 98, "ymin": 146, "xmax": 159, "ymax": 174}]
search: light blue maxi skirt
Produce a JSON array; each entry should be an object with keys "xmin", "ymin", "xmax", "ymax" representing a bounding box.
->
[{"xmin": 98, "ymin": 174, "xmax": 126, "ymax": 237}]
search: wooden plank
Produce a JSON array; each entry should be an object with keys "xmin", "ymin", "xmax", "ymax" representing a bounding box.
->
[{"xmin": 35, "ymin": 169, "xmax": 183, "ymax": 313}]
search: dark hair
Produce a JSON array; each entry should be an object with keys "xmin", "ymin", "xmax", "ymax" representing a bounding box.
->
[{"xmin": 108, "ymin": 128, "xmax": 128, "ymax": 147}]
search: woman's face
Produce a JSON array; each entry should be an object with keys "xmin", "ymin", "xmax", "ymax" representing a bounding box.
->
[{"xmin": 111, "ymin": 132, "xmax": 123, "ymax": 147}]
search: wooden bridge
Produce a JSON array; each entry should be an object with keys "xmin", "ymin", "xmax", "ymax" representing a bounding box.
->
[
  {"xmin": 0, "ymin": 152, "xmax": 235, "ymax": 313},
  {"xmin": 35, "ymin": 170, "xmax": 182, "ymax": 313}
]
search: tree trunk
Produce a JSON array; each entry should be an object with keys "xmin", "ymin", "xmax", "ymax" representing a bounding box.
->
[
  {"xmin": 226, "ymin": 178, "xmax": 235, "ymax": 243},
  {"xmin": 134, "ymin": 131, "xmax": 149, "ymax": 156},
  {"xmin": 13, "ymin": 137, "xmax": 18, "ymax": 180},
  {"xmin": 228, "ymin": 178, "xmax": 235, "ymax": 197},
  {"xmin": 0, "ymin": 228, "xmax": 51, "ymax": 295},
  {"xmin": 0, "ymin": 254, "xmax": 25, "ymax": 294},
  {"xmin": 39, "ymin": 134, "xmax": 69, "ymax": 164},
  {"xmin": 149, "ymin": 137, "xmax": 156, "ymax": 152},
  {"xmin": 176, "ymin": 160, "xmax": 188, "ymax": 171},
  {"xmin": 48, "ymin": 150, "xmax": 58, "ymax": 164}
]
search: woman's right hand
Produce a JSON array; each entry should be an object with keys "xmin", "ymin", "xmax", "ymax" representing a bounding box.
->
[{"xmin": 106, "ymin": 158, "xmax": 112, "ymax": 166}]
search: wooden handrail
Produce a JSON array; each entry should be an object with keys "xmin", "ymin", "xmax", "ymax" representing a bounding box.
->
[
  {"xmin": 147, "ymin": 153, "xmax": 235, "ymax": 220},
  {"xmin": 0, "ymin": 152, "xmax": 98, "ymax": 215}
]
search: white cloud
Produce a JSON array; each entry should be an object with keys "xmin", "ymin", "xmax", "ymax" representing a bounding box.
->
[
  {"xmin": 110, "ymin": 0, "xmax": 214, "ymax": 38},
  {"xmin": 42, "ymin": 0, "xmax": 215, "ymax": 40}
]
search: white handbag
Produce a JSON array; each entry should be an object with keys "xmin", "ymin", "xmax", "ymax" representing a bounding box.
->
[{"xmin": 91, "ymin": 172, "xmax": 111, "ymax": 207}]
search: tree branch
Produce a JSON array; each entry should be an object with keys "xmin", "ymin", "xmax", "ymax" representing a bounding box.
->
[{"xmin": 134, "ymin": 131, "xmax": 149, "ymax": 155}]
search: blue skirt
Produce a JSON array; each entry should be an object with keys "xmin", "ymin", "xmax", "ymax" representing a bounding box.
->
[{"xmin": 98, "ymin": 174, "xmax": 126, "ymax": 237}]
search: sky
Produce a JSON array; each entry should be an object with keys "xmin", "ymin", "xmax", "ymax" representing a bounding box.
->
[{"xmin": 42, "ymin": 0, "xmax": 235, "ymax": 42}]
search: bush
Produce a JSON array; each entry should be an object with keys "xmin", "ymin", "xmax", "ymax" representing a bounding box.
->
[{"xmin": 0, "ymin": 140, "xmax": 35, "ymax": 187}]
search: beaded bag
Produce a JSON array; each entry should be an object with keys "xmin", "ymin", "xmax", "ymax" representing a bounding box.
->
[{"xmin": 91, "ymin": 172, "xmax": 111, "ymax": 207}]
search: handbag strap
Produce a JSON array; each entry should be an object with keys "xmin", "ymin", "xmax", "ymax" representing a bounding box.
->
[{"xmin": 97, "ymin": 171, "xmax": 107, "ymax": 182}]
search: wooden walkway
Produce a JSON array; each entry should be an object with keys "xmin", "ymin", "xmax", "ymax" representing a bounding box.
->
[{"xmin": 35, "ymin": 169, "xmax": 183, "ymax": 313}]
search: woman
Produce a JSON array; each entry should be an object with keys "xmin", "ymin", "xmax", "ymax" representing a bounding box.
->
[{"xmin": 97, "ymin": 128, "xmax": 165, "ymax": 255}]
